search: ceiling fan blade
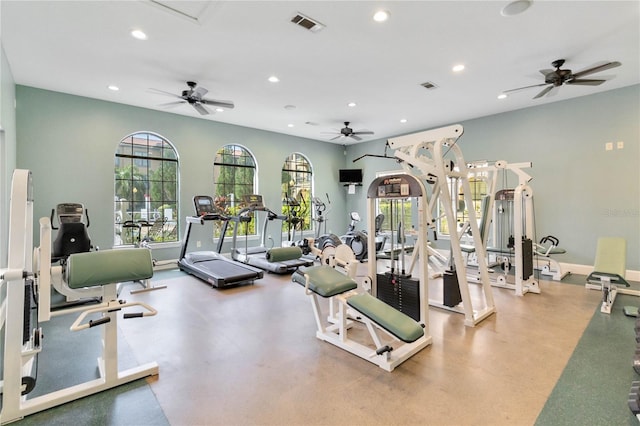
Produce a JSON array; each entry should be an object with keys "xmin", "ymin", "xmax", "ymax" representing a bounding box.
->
[
  {"xmin": 533, "ymin": 85, "xmax": 554, "ymax": 99},
  {"xmin": 149, "ymin": 88, "xmax": 183, "ymax": 99},
  {"xmin": 349, "ymin": 135, "xmax": 362, "ymax": 141},
  {"xmin": 545, "ymin": 86, "xmax": 560, "ymax": 98},
  {"xmin": 503, "ymin": 83, "xmax": 548, "ymax": 94},
  {"xmin": 193, "ymin": 103, "xmax": 210, "ymax": 115},
  {"xmin": 330, "ymin": 135, "xmax": 344, "ymax": 141},
  {"xmin": 201, "ymin": 98, "xmax": 235, "ymax": 109},
  {"xmin": 352, "ymin": 131, "xmax": 374, "ymax": 136},
  {"xmin": 566, "ymin": 78, "xmax": 606, "ymax": 86},
  {"xmin": 572, "ymin": 61, "xmax": 621, "ymax": 79},
  {"xmin": 193, "ymin": 86, "xmax": 208, "ymax": 99},
  {"xmin": 539, "ymin": 69, "xmax": 554, "ymax": 76},
  {"xmin": 158, "ymin": 100, "xmax": 186, "ymax": 107}
]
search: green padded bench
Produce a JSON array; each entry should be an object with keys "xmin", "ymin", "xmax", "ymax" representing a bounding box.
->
[
  {"xmin": 266, "ymin": 246, "xmax": 303, "ymax": 263},
  {"xmin": 66, "ymin": 248, "xmax": 154, "ymax": 289},
  {"xmin": 293, "ymin": 265, "xmax": 424, "ymax": 343},
  {"xmin": 346, "ymin": 293, "xmax": 424, "ymax": 343},
  {"xmin": 587, "ymin": 237, "xmax": 629, "ymax": 287},
  {"xmin": 292, "ymin": 265, "xmax": 358, "ymax": 297}
]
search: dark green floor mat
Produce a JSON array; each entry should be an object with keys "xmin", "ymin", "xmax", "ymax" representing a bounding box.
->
[{"xmin": 536, "ymin": 293, "xmax": 640, "ymax": 425}]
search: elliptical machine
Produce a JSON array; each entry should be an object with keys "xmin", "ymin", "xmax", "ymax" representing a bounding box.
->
[
  {"xmin": 310, "ymin": 194, "xmax": 341, "ymax": 254},
  {"xmin": 340, "ymin": 212, "xmax": 386, "ymax": 261}
]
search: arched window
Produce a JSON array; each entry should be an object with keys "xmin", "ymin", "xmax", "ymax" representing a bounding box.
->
[
  {"xmin": 213, "ymin": 144, "xmax": 257, "ymax": 235},
  {"xmin": 114, "ymin": 132, "xmax": 179, "ymax": 246},
  {"xmin": 281, "ymin": 153, "xmax": 312, "ymax": 238}
]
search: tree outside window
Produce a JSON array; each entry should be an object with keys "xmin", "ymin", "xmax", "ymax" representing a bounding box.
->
[
  {"xmin": 213, "ymin": 144, "xmax": 257, "ymax": 236},
  {"xmin": 281, "ymin": 153, "xmax": 312, "ymax": 238}
]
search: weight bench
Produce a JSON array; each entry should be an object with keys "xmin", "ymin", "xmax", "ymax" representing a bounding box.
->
[
  {"xmin": 585, "ymin": 237, "xmax": 633, "ymax": 314},
  {"xmin": 63, "ymin": 249, "xmax": 159, "ymax": 394},
  {"xmin": 292, "ymin": 265, "xmax": 431, "ymax": 372},
  {"xmin": 1, "ymin": 247, "xmax": 159, "ymax": 423}
]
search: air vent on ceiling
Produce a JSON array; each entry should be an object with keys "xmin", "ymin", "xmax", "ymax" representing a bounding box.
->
[
  {"xmin": 421, "ymin": 81, "xmax": 438, "ymax": 90},
  {"xmin": 291, "ymin": 13, "xmax": 325, "ymax": 32}
]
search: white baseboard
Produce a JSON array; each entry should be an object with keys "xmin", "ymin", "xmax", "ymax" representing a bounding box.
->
[
  {"xmin": 153, "ymin": 259, "xmax": 178, "ymax": 271},
  {"xmin": 560, "ymin": 262, "xmax": 640, "ymax": 282}
]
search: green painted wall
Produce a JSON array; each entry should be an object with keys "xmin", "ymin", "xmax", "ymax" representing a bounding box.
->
[
  {"xmin": 346, "ymin": 85, "xmax": 640, "ymax": 270},
  {"xmin": 14, "ymin": 84, "xmax": 640, "ymax": 270},
  {"xmin": 0, "ymin": 45, "xmax": 17, "ymax": 268},
  {"xmin": 15, "ymin": 86, "xmax": 348, "ymax": 260}
]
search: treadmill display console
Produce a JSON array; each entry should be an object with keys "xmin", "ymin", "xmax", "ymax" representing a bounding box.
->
[
  {"xmin": 241, "ymin": 194, "xmax": 264, "ymax": 209},
  {"xmin": 193, "ymin": 196, "xmax": 216, "ymax": 216}
]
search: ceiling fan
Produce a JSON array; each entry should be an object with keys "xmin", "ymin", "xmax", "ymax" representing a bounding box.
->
[
  {"xmin": 322, "ymin": 122, "xmax": 374, "ymax": 141},
  {"xmin": 150, "ymin": 81, "xmax": 235, "ymax": 115},
  {"xmin": 504, "ymin": 59, "xmax": 621, "ymax": 99}
]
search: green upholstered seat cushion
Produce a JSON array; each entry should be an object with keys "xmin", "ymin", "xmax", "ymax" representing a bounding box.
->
[
  {"xmin": 66, "ymin": 248, "xmax": 153, "ymax": 289},
  {"xmin": 537, "ymin": 247, "xmax": 566, "ymax": 255},
  {"xmin": 266, "ymin": 246, "xmax": 302, "ymax": 262},
  {"xmin": 292, "ymin": 266, "xmax": 357, "ymax": 297},
  {"xmin": 347, "ymin": 293, "xmax": 424, "ymax": 343}
]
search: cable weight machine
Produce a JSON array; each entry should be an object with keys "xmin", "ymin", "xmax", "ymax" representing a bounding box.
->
[
  {"xmin": 387, "ymin": 124, "xmax": 496, "ymax": 327},
  {"xmin": 366, "ymin": 174, "xmax": 429, "ymax": 324}
]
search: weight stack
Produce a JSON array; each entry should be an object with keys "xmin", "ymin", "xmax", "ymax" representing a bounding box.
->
[
  {"xmin": 376, "ymin": 272, "xmax": 420, "ymax": 321},
  {"xmin": 522, "ymin": 238, "xmax": 533, "ymax": 280},
  {"xmin": 443, "ymin": 269, "xmax": 462, "ymax": 308}
]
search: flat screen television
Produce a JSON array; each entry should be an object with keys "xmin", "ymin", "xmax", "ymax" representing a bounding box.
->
[{"xmin": 339, "ymin": 168, "xmax": 363, "ymax": 184}]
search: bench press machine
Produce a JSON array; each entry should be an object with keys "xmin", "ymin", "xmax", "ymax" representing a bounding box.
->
[{"xmin": 0, "ymin": 169, "xmax": 159, "ymax": 424}]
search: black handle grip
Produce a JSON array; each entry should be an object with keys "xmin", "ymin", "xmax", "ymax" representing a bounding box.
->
[
  {"xmin": 89, "ymin": 317, "xmax": 111, "ymax": 327},
  {"xmin": 124, "ymin": 312, "xmax": 144, "ymax": 319},
  {"xmin": 540, "ymin": 235, "xmax": 559, "ymax": 246}
]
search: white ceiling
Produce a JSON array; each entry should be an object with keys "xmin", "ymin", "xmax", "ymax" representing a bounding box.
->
[{"xmin": 2, "ymin": 1, "xmax": 638, "ymax": 144}]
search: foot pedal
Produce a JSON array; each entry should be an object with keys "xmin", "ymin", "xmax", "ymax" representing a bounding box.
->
[
  {"xmin": 624, "ymin": 306, "xmax": 640, "ymax": 317},
  {"xmin": 376, "ymin": 345, "xmax": 393, "ymax": 356}
]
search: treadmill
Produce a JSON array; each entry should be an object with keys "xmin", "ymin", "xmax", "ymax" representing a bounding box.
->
[
  {"xmin": 178, "ymin": 195, "xmax": 263, "ymax": 288},
  {"xmin": 229, "ymin": 195, "xmax": 314, "ymax": 274}
]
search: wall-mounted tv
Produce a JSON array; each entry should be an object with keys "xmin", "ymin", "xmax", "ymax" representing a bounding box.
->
[{"xmin": 339, "ymin": 168, "xmax": 363, "ymax": 184}]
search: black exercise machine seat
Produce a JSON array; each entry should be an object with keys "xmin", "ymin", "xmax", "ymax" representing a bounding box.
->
[{"xmin": 51, "ymin": 203, "xmax": 93, "ymax": 263}]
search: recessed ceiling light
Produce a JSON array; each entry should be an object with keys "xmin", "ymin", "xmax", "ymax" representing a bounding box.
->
[
  {"xmin": 268, "ymin": 76, "xmax": 280, "ymax": 83},
  {"xmin": 130, "ymin": 29, "xmax": 147, "ymax": 40},
  {"xmin": 347, "ymin": 102, "xmax": 357, "ymax": 107},
  {"xmin": 452, "ymin": 64, "xmax": 465, "ymax": 72},
  {"xmin": 287, "ymin": 123, "xmax": 294, "ymax": 128},
  {"xmin": 497, "ymin": 93, "xmax": 507, "ymax": 100},
  {"xmin": 373, "ymin": 10, "xmax": 390, "ymax": 22},
  {"xmin": 400, "ymin": 119, "xmax": 408, "ymax": 123},
  {"xmin": 215, "ymin": 108, "xmax": 224, "ymax": 112},
  {"xmin": 107, "ymin": 85, "xmax": 119, "ymax": 91},
  {"xmin": 501, "ymin": 0, "xmax": 532, "ymax": 17}
]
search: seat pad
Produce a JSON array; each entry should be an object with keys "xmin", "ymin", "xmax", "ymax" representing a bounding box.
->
[
  {"xmin": 292, "ymin": 266, "xmax": 357, "ymax": 297},
  {"xmin": 347, "ymin": 293, "xmax": 424, "ymax": 343}
]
